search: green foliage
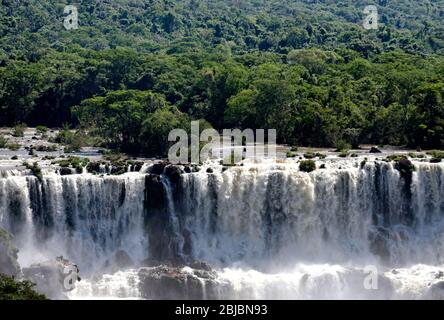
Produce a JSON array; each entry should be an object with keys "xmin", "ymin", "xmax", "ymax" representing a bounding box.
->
[
  {"xmin": 55, "ymin": 157, "xmax": 90, "ymax": 174},
  {"xmin": 0, "ymin": 273, "xmax": 47, "ymax": 300},
  {"xmin": 23, "ymin": 162, "xmax": 43, "ymax": 182},
  {"xmin": 140, "ymin": 106, "xmax": 190, "ymax": 156},
  {"xmin": 385, "ymin": 154, "xmax": 408, "ymax": 162},
  {"xmin": 0, "ymin": 1, "xmax": 443, "ymax": 154},
  {"xmin": 7, "ymin": 143, "xmax": 21, "ymax": 151},
  {"xmin": 0, "ymin": 136, "xmax": 8, "ymax": 148},
  {"xmin": 11, "ymin": 124, "xmax": 26, "ymax": 138},
  {"xmin": 299, "ymin": 160, "xmax": 316, "ymax": 173},
  {"xmin": 427, "ymin": 150, "xmax": 444, "ymax": 160},
  {"xmin": 335, "ymin": 141, "xmax": 352, "ymax": 152},
  {"xmin": 55, "ymin": 126, "xmax": 91, "ymax": 153},
  {"xmin": 36, "ymin": 126, "xmax": 48, "ymax": 136}
]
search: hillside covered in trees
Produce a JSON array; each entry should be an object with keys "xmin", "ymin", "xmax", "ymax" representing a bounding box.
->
[{"xmin": 0, "ymin": 0, "xmax": 443, "ymax": 154}]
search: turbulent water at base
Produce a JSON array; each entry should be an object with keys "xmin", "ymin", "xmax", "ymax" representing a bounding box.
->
[{"xmin": 1, "ymin": 158, "xmax": 444, "ymax": 299}]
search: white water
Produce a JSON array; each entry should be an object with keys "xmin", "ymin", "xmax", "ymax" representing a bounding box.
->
[{"xmin": 1, "ymin": 158, "xmax": 444, "ymax": 299}]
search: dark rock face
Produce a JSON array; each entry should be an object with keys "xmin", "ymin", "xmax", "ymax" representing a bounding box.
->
[
  {"xmin": 114, "ymin": 250, "xmax": 134, "ymax": 270},
  {"xmin": 144, "ymin": 174, "xmax": 184, "ymax": 264},
  {"xmin": 0, "ymin": 228, "xmax": 20, "ymax": 277},
  {"xmin": 149, "ymin": 162, "xmax": 168, "ymax": 175},
  {"xmin": 369, "ymin": 227, "xmax": 391, "ymax": 262},
  {"xmin": 370, "ymin": 147, "xmax": 382, "ymax": 153},
  {"xmin": 206, "ymin": 168, "xmax": 214, "ymax": 174},
  {"xmin": 144, "ymin": 175, "xmax": 166, "ymax": 209},
  {"xmin": 396, "ymin": 158, "xmax": 415, "ymax": 177},
  {"xmin": 184, "ymin": 166, "xmax": 192, "ymax": 173},
  {"xmin": 138, "ymin": 265, "xmax": 229, "ymax": 300},
  {"xmin": 130, "ymin": 161, "xmax": 144, "ymax": 172},
  {"xmin": 164, "ymin": 165, "xmax": 184, "ymax": 186},
  {"xmin": 59, "ymin": 167, "xmax": 73, "ymax": 176}
]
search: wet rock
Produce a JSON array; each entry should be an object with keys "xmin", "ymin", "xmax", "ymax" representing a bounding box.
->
[
  {"xmin": 130, "ymin": 161, "xmax": 144, "ymax": 172},
  {"xmin": 144, "ymin": 175, "xmax": 166, "ymax": 209},
  {"xmin": 59, "ymin": 167, "xmax": 73, "ymax": 176},
  {"xmin": 395, "ymin": 158, "xmax": 415, "ymax": 181},
  {"xmin": 114, "ymin": 250, "xmax": 134, "ymax": 270},
  {"xmin": 184, "ymin": 166, "xmax": 192, "ymax": 174},
  {"xmin": 86, "ymin": 161, "xmax": 102, "ymax": 174},
  {"xmin": 138, "ymin": 265, "xmax": 226, "ymax": 300},
  {"xmin": 0, "ymin": 228, "xmax": 20, "ymax": 277},
  {"xmin": 189, "ymin": 261, "xmax": 212, "ymax": 272},
  {"xmin": 22, "ymin": 256, "xmax": 81, "ymax": 300},
  {"xmin": 370, "ymin": 147, "xmax": 382, "ymax": 153},
  {"xmin": 164, "ymin": 165, "xmax": 184, "ymax": 185},
  {"xmin": 149, "ymin": 162, "xmax": 168, "ymax": 175},
  {"xmin": 369, "ymin": 227, "xmax": 391, "ymax": 262}
]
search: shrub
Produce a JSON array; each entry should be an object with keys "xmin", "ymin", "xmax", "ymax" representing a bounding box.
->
[
  {"xmin": 56, "ymin": 157, "xmax": 90, "ymax": 174},
  {"xmin": 427, "ymin": 150, "xmax": 444, "ymax": 160},
  {"xmin": 0, "ymin": 136, "xmax": 8, "ymax": 148},
  {"xmin": 36, "ymin": 126, "xmax": 48, "ymax": 136},
  {"xmin": 24, "ymin": 162, "xmax": 43, "ymax": 182},
  {"xmin": 385, "ymin": 154, "xmax": 407, "ymax": 162},
  {"xmin": 7, "ymin": 143, "xmax": 21, "ymax": 151},
  {"xmin": 0, "ymin": 273, "xmax": 47, "ymax": 300},
  {"xmin": 300, "ymin": 160, "xmax": 316, "ymax": 173},
  {"xmin": 335, "ymin": 140, "xmax": 351, "ymax": 152},
  {"xmin": 11, "ymin": 124, "xmax": 26, "ymax": 138}
]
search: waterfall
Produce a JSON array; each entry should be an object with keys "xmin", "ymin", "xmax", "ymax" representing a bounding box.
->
[
  {"xmin": 177, "ymin": 161, "xmax": 444, "ymax": 268},
  {"xmin": 0, "ymin": 172, "xmax": 147, "ymax": 273},
  {"xmin": 1, "ymin": 158, "xmax": 444, "ymax": 299}
]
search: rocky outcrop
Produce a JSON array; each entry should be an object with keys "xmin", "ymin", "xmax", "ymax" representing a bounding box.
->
[
  {"xmin": 0, "ymin": 228, "xmax": 20, "ymax": 277},
  {"xmin": 164, "ymin": 165, "xmax": 184, "ymax": 186},
  {"xmin": 138, "ymin": 264, "xmax": 229, "ymax": 300},
  {"xmin": 22, "ymin": 256, "xmax": 81, "ymax": 300},
  {"xmin": 370, "ymin": 147, "xmax": 382, "ymax": 153}
]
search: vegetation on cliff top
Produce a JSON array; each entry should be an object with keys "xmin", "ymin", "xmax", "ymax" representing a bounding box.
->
[{"xmin": 0, "ymin": 0, "xmax": 443, "ymax": 156}]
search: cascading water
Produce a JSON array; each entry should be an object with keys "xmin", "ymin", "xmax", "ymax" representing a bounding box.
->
[{"xmin": 1, "ymin": 157, "xmax": 444, "ymax": 299}]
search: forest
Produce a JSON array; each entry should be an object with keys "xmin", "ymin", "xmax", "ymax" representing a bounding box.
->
[{"xmin": 0, "ymin": 0, "xmax": 443, "ymax": 155}]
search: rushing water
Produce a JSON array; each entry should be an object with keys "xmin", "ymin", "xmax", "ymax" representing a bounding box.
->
[{"xmin": 1, "ymin": 157, "xmax": 444, "ymax": 299}]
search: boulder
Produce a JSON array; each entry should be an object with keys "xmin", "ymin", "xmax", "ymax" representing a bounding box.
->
[
  {"xmin": 22, "ymin": 256, "xmax": 81, "ymax": 300},
  {"xmin": 206, "ymin": 168, "xmax": 214, "ymax": 174},
  {"xmin": 184, "ymin": 166, "xmax": 192, "ymax": 174},
  {"xmin": 370, "ymin": 147, "xmax": 382, "ymax": 153},
  {"xmin": 59, "ymin": 167, "xmax": 73, "ymax": 176},
  {"xmin": 138, "ymin": 265, "xmax": 227, "ymax": 300},
  {"xmin": 0, "ymin": 228, "xmax": 20, "ymax": 277},
  {"xmin": 149, "ymin": 162, "xmax": 168, "ymax": 175},
  {"xmin": 395, "ymin": 158, "xmax": 415, "ymax": 179},
  {"xmin": 189, "ymin": 260, "xmax": 212, "ymax": 272}
]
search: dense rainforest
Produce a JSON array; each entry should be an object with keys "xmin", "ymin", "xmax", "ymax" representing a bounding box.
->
[{"xmin": 0, "ymin": 0, "xmax": 443, "ymax": 155}]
